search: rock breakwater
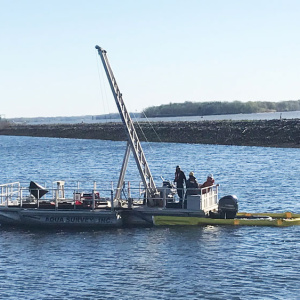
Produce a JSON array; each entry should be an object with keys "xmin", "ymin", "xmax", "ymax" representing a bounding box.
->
[{"xmin": 1, "ymin": 119, "xmax": 300, "ymax": 148}]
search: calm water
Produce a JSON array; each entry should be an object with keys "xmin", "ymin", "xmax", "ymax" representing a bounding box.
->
[
  {"xmin": 0, "ymin": 136, "xmax": 299, "ymax": 299},
  {"xmin": 23, "ymin": 110, "xmax": 300, "ymax": 124}
]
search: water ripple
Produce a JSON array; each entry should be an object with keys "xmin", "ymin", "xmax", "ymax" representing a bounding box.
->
[{"xmin": 0, "ymin": 136, "xmax": 300, "ymax": 299}]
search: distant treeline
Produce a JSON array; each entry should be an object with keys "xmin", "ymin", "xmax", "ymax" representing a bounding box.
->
[{"xmin": 142, "ymin": 100, "xmax": 300, "ymax": 118}]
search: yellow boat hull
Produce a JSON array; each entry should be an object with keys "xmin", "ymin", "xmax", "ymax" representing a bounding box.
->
[{"xmin": 153, "ymin": 212, "xmax": 300, "ymax": 227}]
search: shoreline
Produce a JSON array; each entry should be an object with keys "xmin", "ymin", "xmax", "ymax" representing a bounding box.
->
[{"xmin": 0, "ymin": 119, "xmax": 300, "ymax": 148}]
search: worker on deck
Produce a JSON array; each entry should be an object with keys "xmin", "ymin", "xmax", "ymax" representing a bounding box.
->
[
  {"xmin": 174, "ymin": 165, "xmax": 186, "ymax": 203},
  {"xmin": 186, "ymin": 172, "xmax": 200, "ymax": 196},
  {"xmin": 200, "ymin": 174, "xmax": 215, "ymax": 194}
]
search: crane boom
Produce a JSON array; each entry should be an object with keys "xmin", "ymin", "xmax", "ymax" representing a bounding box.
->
[{"xmin": 95, "ymin": 46, "xmax": 158, "ymax": 200}]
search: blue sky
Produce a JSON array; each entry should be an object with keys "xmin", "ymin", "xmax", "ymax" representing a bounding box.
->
[{"xmin": 1, "ymin": 0, "xmax": 300, "ymax": 118}]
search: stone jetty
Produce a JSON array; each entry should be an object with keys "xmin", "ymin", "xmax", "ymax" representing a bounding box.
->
[{"xmin": 1, "ymin": 119, "xmax": 300, "ymax": 148}]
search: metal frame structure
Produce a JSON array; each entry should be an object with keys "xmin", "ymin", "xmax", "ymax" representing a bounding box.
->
[{"xmin": 95, "ymin": 46, "xmax": 158, "ymax": 201}]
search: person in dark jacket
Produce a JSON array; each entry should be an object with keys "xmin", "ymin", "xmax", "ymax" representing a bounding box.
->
[
  {"xmin": 174, "ymin": 165, "xmax": 186, "ymax": 201},
  {"xmin": 186, "ymin": 172, "xmax": 200, "ymax": 196}
]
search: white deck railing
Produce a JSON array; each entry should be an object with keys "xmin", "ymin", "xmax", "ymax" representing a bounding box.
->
[
  {"xmin": 199, "ymin": 185, "xmax": 219, "ymax": 211},
  {"xmin": 0, "ymin": 180, "xmax": 219, "ymax": 212},
  {"xmin": 0, "ymin": 181, "xmax": 115, "ymax": 210},
  {"xmin": 0, "ymin": 182, "xmax": 20, "ymax": 206}
]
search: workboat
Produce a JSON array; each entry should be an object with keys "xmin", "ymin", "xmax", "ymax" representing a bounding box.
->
[{"xmin": 1, "ymin": 46, "xmax": 299, "ymax": 228}]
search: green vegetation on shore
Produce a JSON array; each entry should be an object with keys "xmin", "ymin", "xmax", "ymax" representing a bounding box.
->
[{"xmin": 142, "ymin": 100, "xmax": 300, "ymax": 118}]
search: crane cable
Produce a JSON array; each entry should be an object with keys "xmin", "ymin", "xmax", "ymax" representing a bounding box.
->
[
  {"xmin": 96, "ymin": 52, "xmax": 163, "ymax": 145},
  {"xmin": 131, "ymin": 112, "xmax": 155, "ymax": 153},
  {"xmin": 141, "ymin": 111, "xmax": 163, "ymax": 143}
]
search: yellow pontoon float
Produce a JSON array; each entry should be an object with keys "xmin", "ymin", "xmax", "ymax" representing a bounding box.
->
[{"xmin": 153, "ymin": 212, "xmax": 300, "ymax": 227}]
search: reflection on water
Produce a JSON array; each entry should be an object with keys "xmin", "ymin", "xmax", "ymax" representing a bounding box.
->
[{"xmin": 0, "ymin": 136, "xmax": 299, "ymax": 299}]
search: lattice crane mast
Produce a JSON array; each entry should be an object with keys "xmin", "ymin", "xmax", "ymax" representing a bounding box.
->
[{"xmin": 95, "ymin": 46, "xmax": 158, "ymax": 202}]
